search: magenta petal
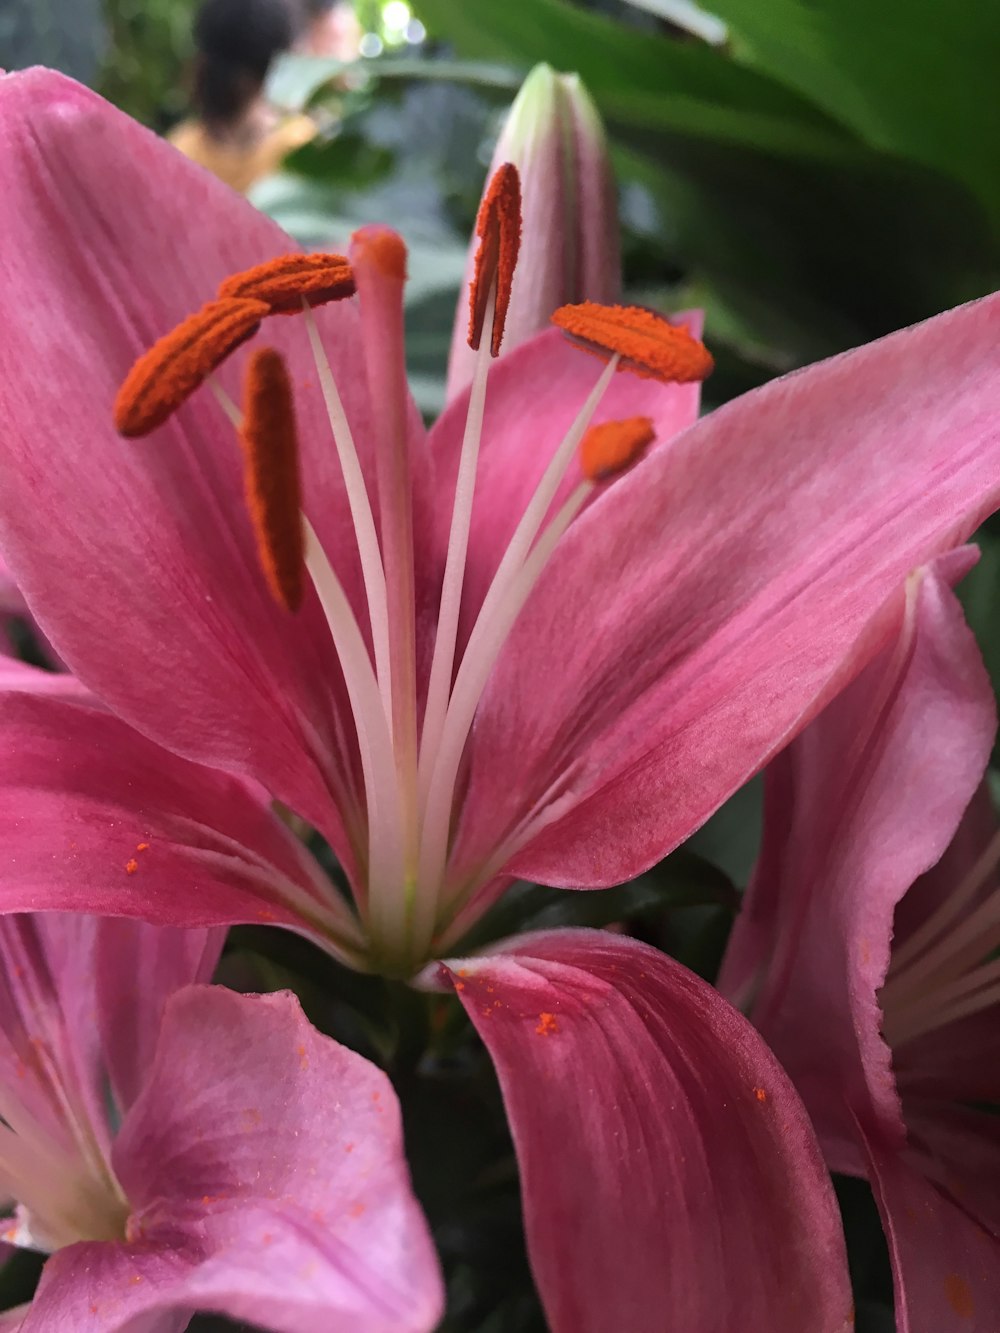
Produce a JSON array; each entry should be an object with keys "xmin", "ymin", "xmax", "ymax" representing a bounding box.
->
[
  {"xmin": 0, "ymin": 692, "xmax": 362, "ymax": 959},
  {"xmin": 0, "ymin": 916, "xmax": 111, "ymax": 1161},
  {"xmin": 861, "ymin": 1125, "xmax": 1000, "ymax": 1333},
  {"xmin": 435, "ymin": 929, "xmax": 852, "ymax": 1333},
  {"xmin": 719, "ymin": 556, "xmax": 995, "ymax": 1168},
  {"xmin": 0, "ymin": 69, "xmax": 385, "ymax": 849},
  {"xmin": 93, "ymin": 987, "xmax": 439, "ymax": 1333},
  {"xmin": 94, "ymin": 921, "xmax": 224, "ymax": 1114},
  {"xmin": 451, "ymin": 294, "xmax": 1000, "ymax": 889}
]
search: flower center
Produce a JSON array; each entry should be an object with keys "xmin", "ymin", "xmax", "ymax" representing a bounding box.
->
[
  {"xmin": 114, "ymin": 166, "xmax": 713, "ymax": 973},
  {"xmin": 0, "ymin": 983, "xmax": 128, "ymax": 1251},
  {"xmin": 880, "ymin": 826, "xmax": 1000, "ymax": 1049}
]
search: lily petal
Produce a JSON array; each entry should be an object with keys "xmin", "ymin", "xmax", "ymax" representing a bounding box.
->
[
  {"xmin": 0, "ymin": 692, "xmax": 363, "ymax": 963},
  {"xmin": 0, "ymin": 69, "xmax": 403, "ymax": 854},
  {"xmin": 20, "ymin": 988, "xmax": 442, "ymax": 1332},
  {"xmin": 432, "ymin": 929, "xmax": 853, "ymax": 1333},
  {"xmin": 861, "ymin": 1125, "xmax": 1000, "ymax": 1333},
  {"xmin": 719, "ymin": 555, "xmax": 995, "ymax": 1170},
  {"xmin": 452, "ymin": 295, "xmax": 1000, "ymax": 889},
  {"xmin": 94, "ymin": 921, "xmax": 224, "ymax": 1114}
]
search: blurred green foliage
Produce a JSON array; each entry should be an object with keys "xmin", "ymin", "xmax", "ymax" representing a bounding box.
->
[{"xmin": 98, "ymin": 0, "xmax": 198, "ymax": 129}]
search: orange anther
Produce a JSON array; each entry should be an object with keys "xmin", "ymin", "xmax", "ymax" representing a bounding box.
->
[
  {"xmin": 240, "ymin": 347, "xmax": 305, "ymax": 613},
  {"xmin": 468, "ymin": 162, "xmax": 522, "ymax": 357},
  {"xmin": 581, "ymin": 416, "xmax": 654, "ymax": 482},
  {"xmin": 351, "ymin": 226, "xmax": 407, "ymax": 281},
  {"xmin": 115, "ymin": 298, "xmax": 268, "ymax": 437},
  {"xmin": 552, "ymin": 302, "xmax": 713, "ymax": 383},
  {"xmin": 218, "ymin": 253, "xmax": 355, "ymax": 314}
]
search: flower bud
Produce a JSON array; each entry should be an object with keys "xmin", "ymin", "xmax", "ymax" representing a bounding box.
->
[{"xmin": 446, "ymin": 63, "xmax": 621, "ymax": 402}]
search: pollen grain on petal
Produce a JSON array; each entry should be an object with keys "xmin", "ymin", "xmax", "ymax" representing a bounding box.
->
[
  {"xmin": 944, "ymin": 1273, "xmax": 974, "ymax": 1319},
  {"xmin": 468, "ymin": 162, "xmax": 522, "ymax": 357},
  {"xmin": 535, "ymin": 1012, "xmax": 559, "ymax": 1037},
  {"xmin": 552, "ymin": 301, "xmax": 714, "ymax": 384},
  {"xmin": 581, "ymin": 416, "xmax": 655, "ymax": 482},
  {"xmin": 219, "ymin": 253, "xmax": 356, "ymax": 315},
  {"xmin": 115, "ymin": 298, "xmax": 268, "ymax": 437},
  {"xmin": 240, "ymin": 347, "xmax": 305, "ymax": 613}
]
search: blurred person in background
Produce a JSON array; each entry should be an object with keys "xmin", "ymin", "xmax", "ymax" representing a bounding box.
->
[
  {"xmin": 294, "ymin": 0, "xmax": 363, "ymax": 60},
  {"xmin": 169, "ymin": 0, "xmax": 316, "ymax": 193}
]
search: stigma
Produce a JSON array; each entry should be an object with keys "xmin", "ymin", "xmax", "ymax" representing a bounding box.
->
[{"xmin": 113, "ymin": 167, "xmax": 713, "ymax": 972}]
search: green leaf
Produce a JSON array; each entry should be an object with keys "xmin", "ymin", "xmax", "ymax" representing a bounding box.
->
[
  {"xmin": 268, "ymin": 52, "xmax": 521, "ymax": 112},
  {"xmin": 416, "ymin": 0, "xmax": 853, "ymax": 150},
  {"xmin": 709, "ymin": 0, "xmax": 1000, "ymax": 222}
]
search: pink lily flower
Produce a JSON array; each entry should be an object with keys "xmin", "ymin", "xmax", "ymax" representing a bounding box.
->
[
  {"xmin": 0, "ymin": 69, "xmax": 999, "ymax": 1328},
  {"xmin": 445, "ymin": 62, "xmax": 620, "ymax": 402},
  {"xmin": 720, "ymin": 550, "xmax": 1000, "ymax": 1331},
  {"xmin": 2, "ymin": 70, "xmax": 1000, "ymax": 976},
  {"xmin": 0, "ymin": 912, "xmax": 442, "ymax": 1331}
]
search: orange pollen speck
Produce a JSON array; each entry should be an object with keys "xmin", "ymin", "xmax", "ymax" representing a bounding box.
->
[
  {"xmin": 218, "ymin": 253, "xmax": 356, "ymax": 315},
  {"xmin": 351, "ymin": 226, "xmax": 407, "ymax": 280},
  {"xmin": 136, "ymin": 842, "xmax": 150, "ymax": 852},
  {"xmin": 535, "ymin": 1012, "xmax": 559, "ymax": 1037},
  {"xmin": 754, "ymin": 1087, "xmax": 767, "ymax": 1103},
  {"xmin": 125, "ymin": 858, "xmax": 138, "ymax": 875},
  {"xmin": 551, "ymin": 302, "xmax": 714, "ymax": 384},
  {"xmin": 115, "ymin": 297, "xmax": 268, "ymax": 437},
  {"xmin": 468, "ymin": 162, "xmax": 522, "ymax": 357},
  {"xmin": 581, "ymin": 416, "xmax": 655, "ymax": 482},
  {"xmin": 240, "ymin": 347, "xmax": 305, "ymax": 613},
  {"xmin": 944, "ymin": 1273, "xmax": 975, "ymax": 1319}
]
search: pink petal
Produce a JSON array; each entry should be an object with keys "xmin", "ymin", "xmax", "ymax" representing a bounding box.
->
[
  {"xmin": 450, "ymin": 294, "xmax": 1000, "ymax": 890},
  {"xmin": 0, "ymin": 69, "xmax": 405, "ymax": 856},
  {"xmin": 719, "ymin": 556, "xmax": 995, "ymax": 1170},
  {"xmin": 432, "ymin": 929, "xmax": 853, "ymax": 1333},
  {"xmin": 0, "ymin": 915, "xmax": 111, "ymax": 1161},
  {"xmin": 430, "ymin": 324, "xmax": 703, "ymax": 646},
  {"xmin": 20, "ymin": 988, "xmax": 443, "ymax": 1332},
  {"xmin": 94, "ymin": 921, "xmax": 224, "ymax": 1114},
  {"xmin": 861, "ymin": 1123, "xmax": 1000, "ymax": 1333},
  {"xmin": 0, "ymin": 692, "xmax": 363, "ymax": 960}
]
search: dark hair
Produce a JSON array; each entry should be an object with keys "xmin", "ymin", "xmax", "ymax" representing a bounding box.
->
[{"xmin": 192, "ymin": 0, "xmax": 294, "ymax": 129}]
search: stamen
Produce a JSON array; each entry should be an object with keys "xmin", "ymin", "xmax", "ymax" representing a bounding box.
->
[
  {"xmin": 218, "ymin": 253, "xmax": 356, "ymax": 314},
  {"xmin": 114, "ymin": 298, "xmax": 268, "ymax": 437},
  {"xmin": 552, "ymin": 302, "xmax": 714, "ymax": 383},
  {"xmin": 240, "ymin": 348, "xmax": 305, "ymax": 612},
  {"xmin": 415, "ymin": 356, "xmax": 620, "ymax": 942},
  {"xmin": 468, "ymin": 162, "xmax": 522, "ymax": 356},
  {"xmin": 581, "ymin": 416, "xmax": 655, "ymax": 481},
  {"xmin": 301, "ymin": 303, "xmax": 394, "ymax": 729}
]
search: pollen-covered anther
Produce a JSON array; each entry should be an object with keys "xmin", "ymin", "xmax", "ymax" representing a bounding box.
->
[
  {"xmin": 581, "ymin": 416, "xmax": 655, "ymax": 482},
  {"xmin": 218, "ymin": 253, "xmax": 356, "ymax": 315},
  {"xmin": 240, "ymin": 347, "xmax": 305, "ymax": 612},
  {"xmin": 468, "ymin": 162, "xmax": 522, "ymax": 356},
  {"xmin": 114, "ymin": 297, "xmax": 269, "ymax": 437},
  {"xmin": 552, "ymin": 301, "xmax": 714, "ymax": 383}
]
